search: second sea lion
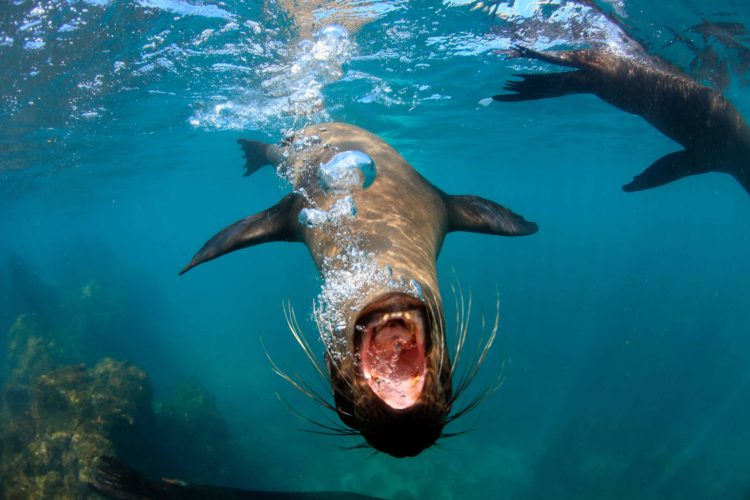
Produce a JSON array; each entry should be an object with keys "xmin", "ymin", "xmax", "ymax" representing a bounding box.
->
[{"xmin": 494, "ymin": 46, "xmax": 750, "ymax": 195}]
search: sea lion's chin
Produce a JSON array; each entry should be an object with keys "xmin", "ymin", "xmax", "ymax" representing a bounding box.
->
[{"xmin": 356, "ymin": 294, "xmax": 427, "ymax": 411}]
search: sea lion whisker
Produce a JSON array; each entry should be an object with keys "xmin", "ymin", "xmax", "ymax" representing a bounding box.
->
[
  {"xmin": 446, "ymin": 396, "xmax": 483, "ymax": 423},
  {"xmin": 450, "ymin": 276, "xmax": 472, "ymax": 375},
  {"xmin": 312, "ymin": 301, "xmax": 357, "ymax": 394},
  {"xmin": 263, "ymin": 341, "xmax": 338, "ymax": 413},
  {"xmin": 448, "ymin": 282, "xmax": 473, "ymax": 396},
  {"xmin": 283, "ymin": 300, "xmax": 330, "ymax": 384},
  {"xmin": 449, "ymin": 282, "xmax": 461, "ymax": 376},
  {"xmin": 459, "ymin": 291, "xmax": 473, "ymax": 370},
  {"xmin": 440, "ymin": 427, "xmax": 476, "ymax": 439},
  {"xmin": 435, "ymin": 295, "xmax": 447, "ymax": 383},
  {"xmin": 422, "ymin": 285, "xmax": 446, "ymax": 384},
  {"xmin": 300, "ymin": 428, "xmax": 361, "ymax": 437},
  {"xmin": 275, "ymin": 393, "xmax": 361, "ymax": 438},
  {"xmin": 450, "ymin": 291, "xmax": 501, "ymax": 405},
  {"xmin": 446, "ymin": 369, "xmax": 506, "ymax": 424},
  {"xmin": 337, "ymin": 442, "xmax": 374, "ymax": 452}
]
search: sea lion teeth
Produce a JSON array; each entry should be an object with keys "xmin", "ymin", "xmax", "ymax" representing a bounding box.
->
[{"xmin": 364, "ymin": 309, "xmax": 422, "ymax": 336}]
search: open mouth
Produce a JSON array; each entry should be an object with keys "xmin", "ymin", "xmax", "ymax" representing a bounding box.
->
[{"xmin": 357, "ymin": 295, "xmax": 427, "ymax": 410}]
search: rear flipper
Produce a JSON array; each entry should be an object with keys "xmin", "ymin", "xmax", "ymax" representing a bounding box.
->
[
  {"xmin": 89, "ymin": 456, "xmax": 382, "ymax": 499},
  {"xmin": 493, "ymin": 70, "xmax": 590, "ymax": 102},
  {"xmin": 237, "ymin": 139, "xmax": 283, "ymax": 177},
  {"xmin": 622, "ymin": 150, "xmax": 708, "ymax": 192}
]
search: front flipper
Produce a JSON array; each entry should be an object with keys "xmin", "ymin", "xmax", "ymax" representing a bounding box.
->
[
  {"xmin": 179, "ymin": 194, "xmax": 301, "ymax": 275},
  {"xmin": 237, "ymin": 139, "xmax": 283, "ymax": 177},
  {"xmin": 622, "ymin": 150, "xmax": 708, "ymax": 192},
  {"xmin": 445, "ymin": 195, "xmax": 538, "ymax": 236}
]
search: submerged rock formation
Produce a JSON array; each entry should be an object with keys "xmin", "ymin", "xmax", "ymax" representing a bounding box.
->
[
  {"xmin": 0, "ymin": 359, "xmax": 152, "ymax": 499},
  {"xmin": 0, "ymin": 259, "xmax": 237, "ymax": 498}
]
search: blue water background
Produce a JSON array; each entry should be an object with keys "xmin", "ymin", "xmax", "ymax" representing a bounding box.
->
[{"xmin": 2, "ymin": 1, "xmax": 750, "ymax": 498}]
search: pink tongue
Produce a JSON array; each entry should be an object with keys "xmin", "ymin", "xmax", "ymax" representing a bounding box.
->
[
  {"xmin": 372, "ymin": 322, "xmax": 420, "ymax": 380},
  {"xmin": 364, "ymin": 319, "xmax": 425, "ymax": 410}
]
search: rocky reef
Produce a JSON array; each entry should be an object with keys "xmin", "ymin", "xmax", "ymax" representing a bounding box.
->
[
  {"xmin": 1, "ymin": 359, "xmax": 151, "ymax": 498},
  {"xmin": 0, "ymin": 257, "xmax": 236, "ymax": 498}
]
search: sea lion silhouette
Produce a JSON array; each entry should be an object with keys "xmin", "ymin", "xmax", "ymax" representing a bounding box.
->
[
  {"xmin": 180, "ymin": 122, "xmax": 537, "ymax": 457},
  {"xmin": 89, "ymin": 455, "xmax": 381, "ymax": 499},
  {"xmin": 494, "ymin": 46, "xmax": 750, "ymax": 194}
]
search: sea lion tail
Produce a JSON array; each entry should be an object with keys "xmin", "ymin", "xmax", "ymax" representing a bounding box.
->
[
  {"xmin": 179, "ymin": 193, "xmax": 301, "ymax": 275},
  {"xmin": 493, "ymin": 70, "xmax": 590, "ymax": 102},
  {"xmin": 237, "ymin": 139, "xmax": 283, "ymax": 177},
  {"xmin": 622, "ymin": 150, "xmax": 709, "ymax": 192}
]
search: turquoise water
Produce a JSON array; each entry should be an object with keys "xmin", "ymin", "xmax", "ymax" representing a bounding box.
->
[{"xmin": 2, "ymin": 0, "xmax": 750, "ymax": 498}]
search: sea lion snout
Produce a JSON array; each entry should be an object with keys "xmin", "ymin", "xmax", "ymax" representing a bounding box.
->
[
  {"xmin": 328, "ymin": 292, "xmax": 452, "ymax": 457},
  {"xmin": 330, "ymin": 363, "xmax": 451, "ymax": 457}
]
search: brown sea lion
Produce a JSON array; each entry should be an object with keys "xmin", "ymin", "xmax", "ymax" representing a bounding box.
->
[
  {"xmin": 179, "ymin": 122, "xmax": 537, "ymax": 457},
  {"xmin": 494, "ymin": 46, "xmax": 750, "ymax": 194}
]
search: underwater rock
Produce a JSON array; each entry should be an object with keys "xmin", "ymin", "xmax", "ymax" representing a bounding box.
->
[
  {"xmin": 0, "ymin": 263, "xmax": 240, "ymax": 497},
  {"xmin": 0, "ymin": 356, "xmax": 239, "ymax": 498},
  {"xmin": 0, "ymin": 358, "xmax": 152, "ymax": 499},
  {"xmin": 6, "ymin": 313, "xmax": 62, "ymax": 385}
]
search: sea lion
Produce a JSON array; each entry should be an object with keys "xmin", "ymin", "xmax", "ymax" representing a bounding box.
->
[
  {"xmin": 180, "ymin": 122, "xmax": 537, "ymax": 457},
  {"xmin": 493, "ymin": 46, "xmax": 750, "ymax": 194},
  {"xmin": 89, "ymin": 455, "xmax": 381, "ymax": 499}
]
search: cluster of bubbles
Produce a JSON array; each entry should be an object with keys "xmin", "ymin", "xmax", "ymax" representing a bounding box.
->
[
  {"xmin": 190, "ymin": 24, "xmax": 354, "ymax": 130},
  {"xmin": 315, "ymin": 248, "xmax": 396, "ymax": 360},
  {"xmin": 300, "ymin": 149, "xmax": 423, "ymax": 360},
  {"xmin": 315, "ymin": 255, "xmax": 424, "ymax": 362},
  {"xmin": 274, "ymin": 141, "xmax": 402, "ymax": 360},
  {"xmin": 298, "ymin": 196, "xmax": 357, "ymax": 228},
  {"xmin": 436, "ymin": 0, "xmax": 640, "ymax": 57},
  {"xmin": 1, "ymin": 0, "xmax": 647, "ymax": 178},
  {"xmin": 296, "ymin": 149, "xmax": 376, "ymax": 229}
]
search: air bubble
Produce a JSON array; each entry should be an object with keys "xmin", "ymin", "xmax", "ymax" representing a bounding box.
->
[
  {"xmin": 318, "ymin": 150, "xmax": 376, "ymax": 193},
  {"xmin": 298, "ymin": 207, "xmax": 328, "ymax": 228},
  {"xmin": 409, "ymin": 279, "xmax": 424, "ymax": 301}
]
